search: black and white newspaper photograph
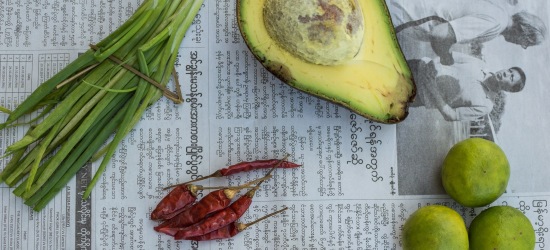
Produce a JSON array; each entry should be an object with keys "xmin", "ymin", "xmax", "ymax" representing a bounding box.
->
[
  {"xmin": 392, "ymin": 0, "xmax": 550, "ymax": 196},
  {"xmin": 1, "ymin": 0, "xmax": 549, "ymax": 249}
]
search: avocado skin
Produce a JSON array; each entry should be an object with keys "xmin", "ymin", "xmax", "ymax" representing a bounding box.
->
[{"xmin": 237, "ymin": 0, "xmax": 416, "ymax": 124}]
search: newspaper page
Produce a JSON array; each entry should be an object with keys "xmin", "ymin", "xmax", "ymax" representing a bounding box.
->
[{"xmin": 1, "ymin": 0, "xmax": 549, "ymax": 249}]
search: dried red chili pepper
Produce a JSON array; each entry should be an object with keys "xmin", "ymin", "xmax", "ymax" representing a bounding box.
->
[
  {"xmin": 219, "ymin": 159, "xmax": 300, "ymax": 175},
  {"xmin": 183, "ymin": 222, "xmax": 241, "ymax": 241},
  {"xmin": 182, "ymin": 207, "xmax": 289, "ymax": 241},
  {"xmin": 154, "ymin": 174, "xmax": 273, "ymax": 235},
  {"xmin": 180, "ymin": 157, "xmax": 299, "ymax": 185},
  {"xmin": 154, "ymin": 188, "xmax": 240, "ymax": 236},
  {"xmin": 150, "ymin": 184, "xmax": 198, "ymax": 220},
  {"xmin": 173, "ymin": 187, "xmax": 259, "ymax": 239}
]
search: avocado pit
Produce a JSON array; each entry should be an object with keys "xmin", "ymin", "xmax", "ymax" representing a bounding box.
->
[{"xmin": 263, "ymin": 0, "xmax": 364, "ymax": 65}]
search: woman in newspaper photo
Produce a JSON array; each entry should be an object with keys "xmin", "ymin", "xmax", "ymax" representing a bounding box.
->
[{"xmin": 388, "ymin": 0, "xmax": 547, "ymax": 64}]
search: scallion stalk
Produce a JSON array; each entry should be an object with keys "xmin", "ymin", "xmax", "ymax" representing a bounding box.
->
[{"xmin": 0, "ymin": 0, "xmax": 205, "ymax": 211}]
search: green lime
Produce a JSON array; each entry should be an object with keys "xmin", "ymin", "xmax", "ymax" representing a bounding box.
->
[
  {"xmin": 402, "ymin": 205, "xmax": 469, "ymax": 250},
  {"xmin": 469, "ymin": 206, "xmax": 535, "ymax": 249},
  {"xmin": 441, "ymin": 138, "xmax": 510, "ymax": 207}
]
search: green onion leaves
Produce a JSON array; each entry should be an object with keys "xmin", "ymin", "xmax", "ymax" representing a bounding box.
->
[{"xmin": 0, "ymin": 0, "xmax": 204, "ymax": 211}]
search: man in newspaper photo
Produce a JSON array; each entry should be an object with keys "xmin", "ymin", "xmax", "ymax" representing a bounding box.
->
[
  {"xmin": 388, "ymin": 0, "xmax": 547, "ymax": 64},
  {"xmin": 407, "ymin": 53, "xmax": 526, "ymax": 121}
]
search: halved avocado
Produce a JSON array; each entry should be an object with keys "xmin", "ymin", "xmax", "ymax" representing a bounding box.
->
[{"xmin": 237, "ymin": 0, "xmax": 416, "ymax": 123}]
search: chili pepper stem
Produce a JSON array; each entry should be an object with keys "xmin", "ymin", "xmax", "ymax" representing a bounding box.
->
[
  {"xmin": 166, "ymin": 174, "xmax": 272, "ymax": 191},
  {"xmin": 223, "ymin": 189, "xmax": 239, "ymax": 200},
  {"xmin": 192, "ymin": 175, "xmax": 273, "ymax": 191},
  {"xmin": 236, "ymin": 207, "xmax": 289, "ymax": 232},
  {"xmin": 173, "ymin": 171, "xmax": 224, "ymax": 186},
  {"xmin": 255, "ymin": 154, "xmax": 290, "ymax": 187}
]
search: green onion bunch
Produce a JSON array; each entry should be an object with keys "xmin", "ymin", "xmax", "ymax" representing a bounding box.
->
[{"xmin": 0, "ymin": 0, "xmax": 204, "ymax": 211}]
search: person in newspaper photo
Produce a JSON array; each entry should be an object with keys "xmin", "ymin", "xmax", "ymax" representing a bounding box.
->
[
  {"xmin": 388, "ymin": 0, "xmax": 547, "ymax": 65},
  {"xmin": 407, "ymin": 52, "xmax": 526, "ymax": 121}
]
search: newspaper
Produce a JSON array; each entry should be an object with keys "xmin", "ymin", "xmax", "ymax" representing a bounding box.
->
[{"xmin": 1, "ymin": 0, "xmax": 549, "ymax": 249}]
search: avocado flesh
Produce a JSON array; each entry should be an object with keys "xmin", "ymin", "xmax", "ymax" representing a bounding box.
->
[{"xmin": 237, "ymin": 0, "xmax": 416, "ymax": 123}]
